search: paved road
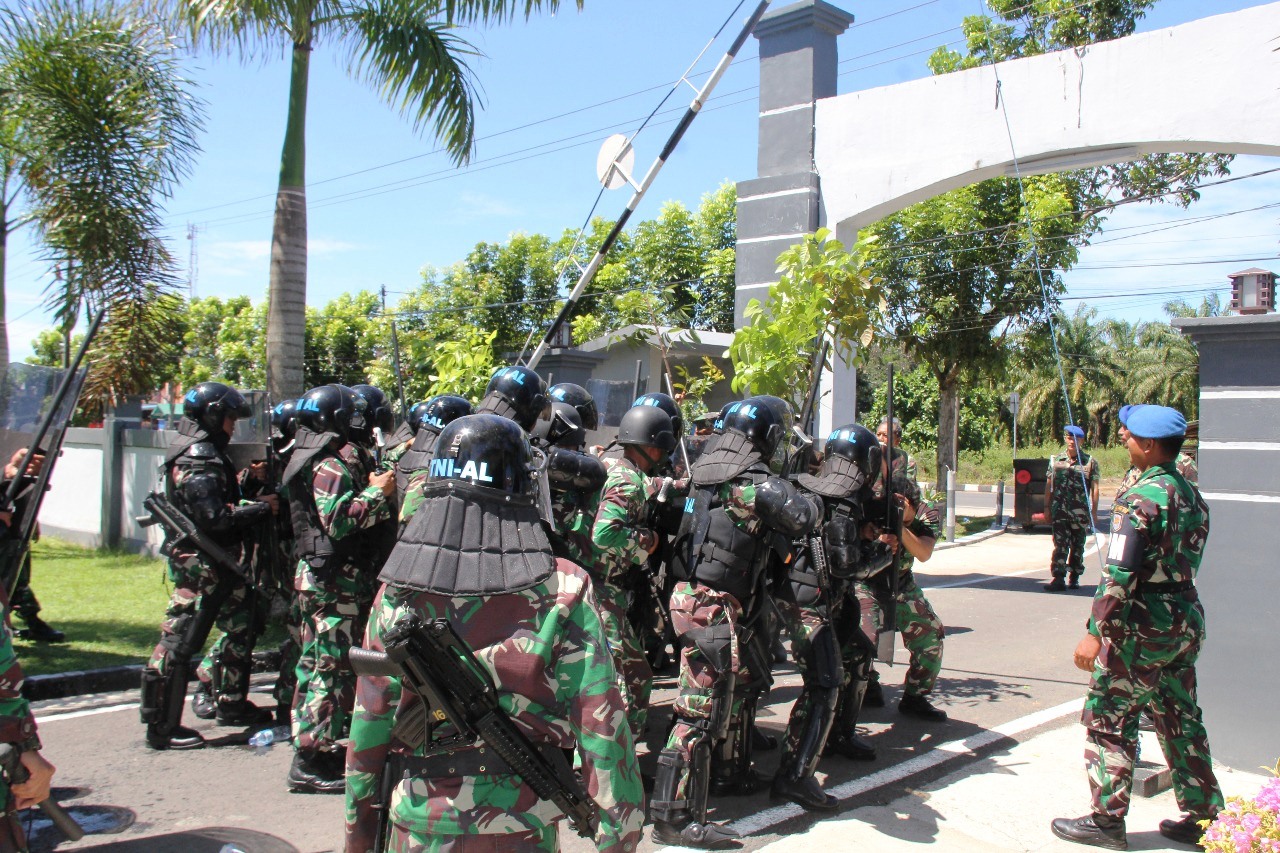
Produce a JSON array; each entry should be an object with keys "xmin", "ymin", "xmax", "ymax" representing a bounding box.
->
[{"xmin": 27, "ymin": 530, "xmax": 1117, "ymax": 853}]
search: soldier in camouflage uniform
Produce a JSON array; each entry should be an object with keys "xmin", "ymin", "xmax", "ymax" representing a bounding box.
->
[
  {"xmin": 396, "ymin": 395, "xmax": 473, "ymax": 521},
  {"xmin": 283, "ymin": 384, "xmax": 395, "ymax": 793},
  {"xmin": 1046, "ymin": 425, "xmax": 1100, "ymax": 591},
  {"xmin": 1, "ymin": 449, "xmax": 64, "ymax": 643},
  {"xmin": 868, "ymin": 418, "xmax": 947, "ymax": 721},
  {"xmin": 345, "ymin": 413, "xmax": 644, "ymax": 852},
  {"xmin": 141, "ymin": 382, "xmax": 278, "ymax": 750},
  {"xmin": 534, "ymin": 401, "xmax": 607, "ymax": 571},
  {"xmin": 591, "ymin": 404, "xmax": 682, "ymax": 741},
  {"xmin": 1053, "ymin": 404, "xmax": 1223, "ymax": 850},
  {"xmin": 0, "ymin": 510, "xmax": 55, "ymax": 851},
  {"xmin": 651, "ymin": 397, "xmax": 820, "ymax": 849}
]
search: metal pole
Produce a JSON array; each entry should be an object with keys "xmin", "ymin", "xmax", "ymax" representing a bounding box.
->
[
  {"xmin": 632, "ymin": 359, "xmax": 644, "ymax": 401},
  {"xmin": 989, "ymin": 479, "xmax": 1005, "ymax": 530},
  {"xmin": 526, "ymin": 1, "xmax": 771, "ymax": 369}
]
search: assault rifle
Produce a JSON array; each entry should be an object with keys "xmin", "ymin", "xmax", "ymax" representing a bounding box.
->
[
  {"xmin": 348, "ymin": 616, "xmax": 599, "ymax": 850},
  {"xmin": 0, "ymin": 743, "xmax": 84, "ymax": 843},
  {"xmin": 135, "ymin": 492, "xmax": 251, "ymax": 582}
]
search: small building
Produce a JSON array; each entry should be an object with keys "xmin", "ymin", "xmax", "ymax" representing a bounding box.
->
[{"xmin": 1227, "ymin": 267, "xmax": 1276, "ymax": 315}]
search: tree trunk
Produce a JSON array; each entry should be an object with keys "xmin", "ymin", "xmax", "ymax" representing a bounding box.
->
[
  {"xmin": 0, "ymin": 208, "xmax": 9, "ymax": 374},
  {"xmin": 266, "ymin": 41, "xmax": 310, "ymax": 399},
  {"xmin": 936, "ymin": 367, "xmax": 960, "ymax": 490}
]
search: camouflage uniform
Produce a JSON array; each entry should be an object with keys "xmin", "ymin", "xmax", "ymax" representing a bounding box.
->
[
  {"xmin": 291, "ymin": 453, "xmax": 392, "ymax": 756},
  {"xmin": 550, "ymin": 486, "xmax": 602, "ymax": 576},
  {"xmin": 590, "ymin": 457, "xmax": 660, "ymax": 740},
  {"xmin": 0, "ymin": 585, "xmax": 40, "ymax": 851},
  {"xmin": 1048, "ymin": 451, "xmax": 1099, "ymax": 581},
  {"xmin": 1081, "ymin": 462, "xmax": 1223, "ymax": 821},
  {"xmin": 869, "ymin": 449, "xmax": 944, "ymax": 698},
  {"xmin": 344, "ymin": 563, "xmax": 645, "ymax": 853}
]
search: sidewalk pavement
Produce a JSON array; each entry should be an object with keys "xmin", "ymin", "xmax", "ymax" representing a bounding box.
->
[{"xmin": 752, "ymin": 721, "xmax": 1266, "ymax": 853}]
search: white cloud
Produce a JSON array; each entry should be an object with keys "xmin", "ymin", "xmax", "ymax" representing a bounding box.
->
[{"xmin": 454, "ymin": 191, "xmax": 520, "ymax": 219}]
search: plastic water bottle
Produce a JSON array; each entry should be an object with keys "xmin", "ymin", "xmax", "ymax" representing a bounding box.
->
[
  {"xmin": 248, "ymin": 725, "xmax": 292, "ymax": 755},
  {"xmin": 219, "ymin": 846, "xmax": 248, "ymax": 853}
]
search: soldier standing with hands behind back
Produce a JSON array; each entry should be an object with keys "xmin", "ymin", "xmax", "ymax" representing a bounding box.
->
[
  {"xmin": 1045, "ymin": 424, "xmax": 1100, "ymax": 591},
  {"xmin": 1052, "ymin": 405, "xmax": 1222, "ymax": 850}
]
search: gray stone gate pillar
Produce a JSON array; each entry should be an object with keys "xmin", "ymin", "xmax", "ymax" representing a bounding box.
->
[
  {"xmin": 1173, "ymin": 313, "xmax": 1280, "ymax": 770},
  {"xmin": 735, "ymin": 1, "xmax": 855, "ymax": 434}
]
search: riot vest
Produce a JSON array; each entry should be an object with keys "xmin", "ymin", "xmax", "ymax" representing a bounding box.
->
[
  {"xmin": 288, "ymin": 450, "xmax": 360, "ymax": 564},
  {"xmin": 682, "ymin": 465, "xmax": 774, "ymax": 607},
  {"xmin": 164, "ymin": 441, "xmax": 243, "ymax": 547}
]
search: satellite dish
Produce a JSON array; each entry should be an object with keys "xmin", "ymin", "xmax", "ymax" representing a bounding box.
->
[{"xmin": 596, "ymin": 134, "xmax": 635, "ymax": 190}]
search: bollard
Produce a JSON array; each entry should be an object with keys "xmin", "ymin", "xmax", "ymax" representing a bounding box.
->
[
  {"xmin": 989, "ymin": 479, "xmax": 1005, "ymax": 530},
  {"xmin": 945, "ymin": 468, "xmax": 956, "ymax": 542}
]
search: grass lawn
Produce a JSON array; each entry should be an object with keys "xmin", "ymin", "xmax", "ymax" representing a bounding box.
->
[
  {"xmin": 914, "ymin": 442, "xmax": 1132, "ymax": 489},
  {"xmin": 13, "ymin": 538, "xmax": 172, "ymax": 676}
]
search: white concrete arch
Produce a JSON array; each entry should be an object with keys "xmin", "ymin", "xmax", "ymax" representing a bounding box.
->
[{"xmin": 815, "ymin": 2, "xmax": 1280, "ymax": 239}]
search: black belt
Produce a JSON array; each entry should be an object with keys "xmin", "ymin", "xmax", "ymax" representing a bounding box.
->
[
  {"xmin": 1136, "ymin": 580, "xmax": 1195, "ymax": 594},
  {"xmin": 392, "ymin": 742, "xmax": 569, "ymax": 779}
]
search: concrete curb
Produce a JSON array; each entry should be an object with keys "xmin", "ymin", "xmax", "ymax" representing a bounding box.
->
[
  {"xmin": 22, "ymin": 649, "xmax": 284, "ymax": 703},
  {"xmin": 936, "ymin": 524, "xmax": 1007, "ymax": 551}
]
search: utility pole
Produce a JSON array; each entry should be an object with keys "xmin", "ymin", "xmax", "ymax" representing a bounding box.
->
[
  {"xmin": 382, "ymin": 285, "xmax": 408, "ymax": 415},
  {"xmin": 186, "ymin": 222, "xmax": 202, "ymax": 299}
]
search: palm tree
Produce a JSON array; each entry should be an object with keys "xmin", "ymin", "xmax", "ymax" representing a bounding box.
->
[
  {"xmin": 180, "ymin": 0, "xmax": 579, "ymax": 399},
  {"xmin": 1015, "ymin": 304, "xmax": 1119, "ymax": 443},
  {"xmin": 0, "ymin": 1, "xmax": 202, "ymax": 409}
]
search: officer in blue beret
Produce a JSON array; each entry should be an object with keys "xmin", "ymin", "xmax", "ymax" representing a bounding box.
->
[{"xmin": 1045, "ymin": 424, "xmax": 1100, "ymax": 591}]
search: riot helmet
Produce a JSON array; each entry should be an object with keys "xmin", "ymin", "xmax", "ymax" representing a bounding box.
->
[
  {"xmin": 617, "ymin": 405, "xmax": 677, "ymax": 452},
  {"xmin": 418, "ymin": 394, "xmax": 473, "ymax": 435},
  {"xmin": 549, "ymin": 382, "xmax": 598, "ymax": 431},
  {"xmin": 404, "ymin": 400, "xmax": 432, "ymax": 436},
  {"xmin": 427, "ymin": 413, "xmax": 535, "ymax": 497},
  {"xmin": 721, "ymin": 396, "xmax": 789, "ymax": 458},
  {"xmin": 270, "ymin": 399, "xmax": 300, "ymax": 453},
  {"xmin": 634, "ymin": 392, "xmax": 683, "ymax": 438},
  {"xmin": 478, "ymin": 365, "xmax": 548, "ymax": 432},
  {"xmin": 533, "ymin": 401, "xmax": 586, "ymax": 449},
  {"xmin": 799, "ymin": 423, "xmax": 881, "ymax": 497},
  {"xmin": 350, "ymin": 384, "xmax": 393, "ymax": 443},
  {"xmin": 182, "ymin": 381, "xmax": 252, "ymax": 435},
  {"xmin": 295, "ymin": 384, "xmax": 362, "ymax": 443}
]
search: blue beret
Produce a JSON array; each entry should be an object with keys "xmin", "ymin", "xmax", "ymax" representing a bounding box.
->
[
  {"xmin": 1064, "ymin": 425, "xmax": 1084, "ymax": 439},
  {"xmin": 1124, "ymin": 404, "xmax": 1186, "ymax": 439},
  {"xmin": 1118, "ymin": 404, "xmax": 1138, "ymax": 425}
]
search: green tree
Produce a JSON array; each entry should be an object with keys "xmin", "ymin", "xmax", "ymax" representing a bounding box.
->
[
  {"xmin": 180, "ymin": 0, "xmax": 579, "ymax": 400},
  {"xmin": 304, "ymin": 290, "xmax": 384, "ymax": 388},
  {"xmin": 1013, "ymin": 304, "xmax": 1120, "ymax": 444},
  {"xmin": 863, "ymin": 0, "xmax": 1232, "ymax": 486},
  {"xmin": 729, "ymin": 229, "xmax": 882, "ymax": 419},
  {"xmin": 0, "ymin": 0, "xmax": 201, "ymax": 412}
]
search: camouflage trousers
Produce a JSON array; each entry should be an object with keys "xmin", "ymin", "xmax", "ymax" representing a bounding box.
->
[
  {"xmin": 1051, "ymin": 510, "xmax": 1091, "ymax": 578},
  {"xmin": 1082, "ymin": 617, "xmax": 1223, "ymax": 820},
  {"xmin": 386, "ymin": 824, "xmax": 555, "ymax": 852},
  {"xmin": 148, "ymin": 554, "xmax": 253, "ymax": 703},
  {"xmin": 775, "ymin": 592, "xmax": 841, "ymax": 764},
  {"xmin": 868, "ymin": 576, "xmax": 944, "ymax": 697},
  {"xmin": 595, "ymin": 580, "xmax": 652, "ymax": 741},
  {"xmin": 664, "ymin": 582, "xmax": 769, "ymax": 802},
  {"xmin": 291, "ymin": 556, "xmax": 371, "ymax": 754},
  {"xmin": 197, "ymin": 584, "xmax": 303, "ymax": 709}
]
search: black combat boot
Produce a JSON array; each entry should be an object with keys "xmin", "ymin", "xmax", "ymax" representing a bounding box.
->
[
  {"xmin": 1051, "ymin": 813, "xmax": 1128, "ymax": 850},
  {"xmin": 1068, "ymin": 573, "xmax": 1081, "ymax": 589},
  {"xmin": 1045, "ymin": 577, "xmax": 1067, "ymax": 591},
  {"xmin": 898, "ymin": 692, "xmax": 948, "ymax": 721},
  {"xmin": 287, "ymin": 750, "xmax": 345, "ymax": 794},
  {"xmin": 18, "ymin": 616, "xmax": 65, "ymax": 643},
  {"xmin": 863, "ymin": 677, "xmax": 884, "ymax": 708},
  {"xmin": 146, "ymin": 723, "xmax": 205, "ymax": 751},
  {"xmin": 772, "ymin": 687, "xmax": 838, "ymax": 811},
  {"xmin": 192, "ymin": 683, "xmax": 216, "ymax": 720},
  {"xmin": 650, "ymin": 746, "xmax": 741, "ymax": 850},
  {"xmin": 1159, "ymin": 814, "xmax": 1210, "ymax": 847},
  {"xmin": 216, "ymin": 699, "xmax": 274, "ymax": 727},
  {"xmin": 825, "ymin": 731, "xmax": 877, "ymax": 760},
  {"xmin": 826, "ymin": 679, "xmax": 877, "ymax": 760}
]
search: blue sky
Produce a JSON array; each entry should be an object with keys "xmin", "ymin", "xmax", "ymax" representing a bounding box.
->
[{"xmin": 6, "ymin": 0, "xmax": 1277, "ymax": 357}]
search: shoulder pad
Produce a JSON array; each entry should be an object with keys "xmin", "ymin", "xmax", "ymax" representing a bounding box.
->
[
  {"xmin": 755, "ymin": 476, "xmax": 820, "ymax": 537},
  {"xmin": 186, "ymin": 441, "xmax": 220, "ymax": 459}
]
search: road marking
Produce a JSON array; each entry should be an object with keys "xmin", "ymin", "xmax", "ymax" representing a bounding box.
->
[
  {"xmin": 656, "ymin": 697, "xmax": 1084, "ymax": 849},
  {"xmin": 36, "ymin": 702, "xmax": 140, "ymax": 723}
]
